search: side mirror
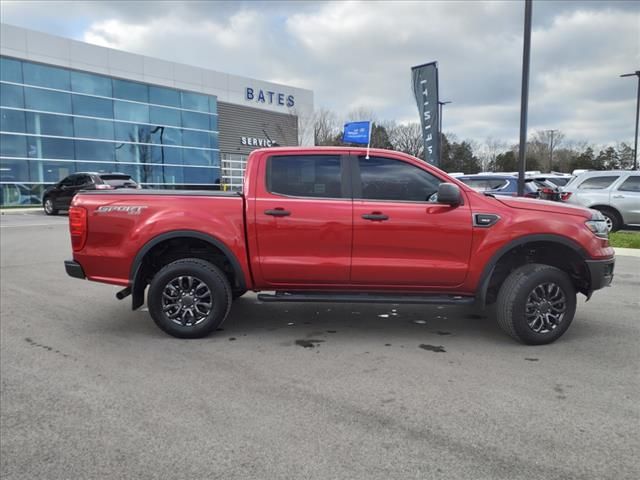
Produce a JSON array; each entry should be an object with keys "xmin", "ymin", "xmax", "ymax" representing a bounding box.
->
[{"xmin": 437, "ymin": 183, "xmax": 462, "ymax": 206}]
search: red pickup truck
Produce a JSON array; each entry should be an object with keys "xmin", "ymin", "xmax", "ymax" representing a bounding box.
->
[{"xmin": 65, "ymin": 147, "xmax": 614, "ymax": 344}]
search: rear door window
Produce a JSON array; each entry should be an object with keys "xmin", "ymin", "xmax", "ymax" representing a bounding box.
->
[
  {"xmin": 266, "ymin": 155, "xmax": 344, "ymax": 198},
  {"xmin": 59, "ymin": 175, "xmax": 75, "ymax": 187},
  {"xmin": 577, "ymin": 175, "xmax": 619, "ymax": 190},
  {"xmin": 75, "ymin": 174, "xmax": 91, "ymax": 186}
]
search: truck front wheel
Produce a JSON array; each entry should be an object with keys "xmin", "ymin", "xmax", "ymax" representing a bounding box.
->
[
  {"xmin": 496, "ymin": 264, "xmax": 577, "ymax": 345},
  {"xmin": 148, "ymin": 258, "xmax": 232, "ymax": 338}
]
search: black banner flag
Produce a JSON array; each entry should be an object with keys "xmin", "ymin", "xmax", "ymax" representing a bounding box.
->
[{"xmin": 411, "ymin": 62, "xmax": 440, "ymax": 166}]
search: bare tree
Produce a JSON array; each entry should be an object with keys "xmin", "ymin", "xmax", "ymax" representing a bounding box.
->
[
  {"xmin": 287, "ymin": 106, "xmax": 315, "ymax": 146},
  {"xmin": 389, "ymin": 122, "xmax": 424, "ymax": 158},
  {"xmin": 479, "ymin": 137, "xmax": 507, "ymax": 172},
  {"xmin": 312, "ymin": 107, "xmax": 339, "ymax": 146},
  {"xmin": 532, "ymin": 130, "xmax": 565, "ymax": 171}
]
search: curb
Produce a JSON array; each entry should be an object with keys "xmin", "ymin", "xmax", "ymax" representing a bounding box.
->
[
  {"xmin": 0, "ymin": 208, "xmax": 42, "ymax": 215},
  {"xmin": 614, "ymin": 247, "xmax": 640, "ymax": 258}
]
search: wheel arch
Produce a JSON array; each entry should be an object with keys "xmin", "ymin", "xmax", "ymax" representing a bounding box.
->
[
  {"xmin": 588, "ymin": 204, "xmax": 623, "ymax": 223},
  {"xmin": 130, "ymin": 230, "xmax": 246, "ymax": 310},
  {"xmin": 477, "ymin": 234, "xmax": 589, "ymax": 307}
]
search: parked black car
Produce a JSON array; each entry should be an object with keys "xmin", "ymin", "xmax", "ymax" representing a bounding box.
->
[{"xmin": 43, "ymin": 173, "xmax": 139, "ymax": 215}]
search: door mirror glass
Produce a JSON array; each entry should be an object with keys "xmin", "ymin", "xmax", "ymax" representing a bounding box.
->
[{"xmin": 437, "ymin": 183, "xmax": 462, "ymax": 206}]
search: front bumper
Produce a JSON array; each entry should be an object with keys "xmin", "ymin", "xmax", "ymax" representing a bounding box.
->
[
  {"xmin": 64, "ymin": 260, "xmax": 86, "ymax": 279},
  {"xmin": 585, "ymin": 257, "xmax": 615, "ymax": 293}
]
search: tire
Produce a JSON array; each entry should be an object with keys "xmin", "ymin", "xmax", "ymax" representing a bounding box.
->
[
  {"xmin": 147, "ymin": 258, "xmax": 232, "ymax": 339},
  {"xmin": 595, "ymin": 207, "xmax": 622, "ymax": 232},
  {"xmin": 496, "ymin": 264, "xmax": 577, "ymax": 345},
  {"xmin": 43, "ymin": 197, "xmax": 58, "ymax": 216}
]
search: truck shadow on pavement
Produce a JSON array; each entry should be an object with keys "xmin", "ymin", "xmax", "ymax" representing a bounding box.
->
[
  {"xmin": 207, "ymin": 294, "xmax": 508, "ymax": 347},
  {"xmin": 71, "ymin": 287, "xmax": 614, "ymax": 349}
]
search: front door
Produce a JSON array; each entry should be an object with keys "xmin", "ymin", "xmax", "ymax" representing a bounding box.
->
[
  {"xmin": 253, "ymin": 153, "xmax": 353, "ymax": 287},
  {"xmin": 350, "ymin": 155, "xmax": 472, "ymax": 287}
]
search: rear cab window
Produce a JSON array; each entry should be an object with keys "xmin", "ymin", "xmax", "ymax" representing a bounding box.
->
[{"xmin": 266, "ymin": 155, "xmax": 345, "ymax": 198}]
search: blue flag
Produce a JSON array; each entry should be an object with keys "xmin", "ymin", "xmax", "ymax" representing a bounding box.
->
[{"xmin": 343, "ymin": 121, "xmax": 371, "ymax": 145}]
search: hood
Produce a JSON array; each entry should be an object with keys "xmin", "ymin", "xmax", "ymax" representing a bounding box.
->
[{"xmin": 495, "ymin": 196, "xmax": 592, "ymax": 219}]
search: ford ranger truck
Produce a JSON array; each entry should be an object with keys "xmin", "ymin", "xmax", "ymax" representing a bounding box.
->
[{"xmin": 64, "ymin": 147, "xmax": 615, "ymax": 344}]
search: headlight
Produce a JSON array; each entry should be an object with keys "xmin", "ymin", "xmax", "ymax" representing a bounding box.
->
[{"xmin": 585, "ymin": 210, "xmax": 608, "ymax": 238}]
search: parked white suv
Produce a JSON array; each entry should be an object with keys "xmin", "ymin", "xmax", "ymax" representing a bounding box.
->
[{"xmin": 562, "ymin": 170, "xmax": 640, "ymax": 231}]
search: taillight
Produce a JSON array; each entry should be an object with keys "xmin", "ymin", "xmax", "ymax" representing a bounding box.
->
[
  {"xmin": 560, "ymin": 192, "xmax": 572, "ymax": 201},
  {"xmin": 542, "ymin": 188, "xmax": 554, "ymax": 194},
  {"xmin": 69, "ymin": 206, "xmax": 87, "ymax": 251}
]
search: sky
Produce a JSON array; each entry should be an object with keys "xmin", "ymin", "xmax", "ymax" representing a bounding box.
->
[{"xmin": 1, "ymin": 0, "xmax": 638, "ymax": 146}]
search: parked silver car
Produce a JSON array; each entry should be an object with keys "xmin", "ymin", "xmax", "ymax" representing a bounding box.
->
[{"xmin": 562, "ymin": 170, "xmax": 640, "ymax": 231}]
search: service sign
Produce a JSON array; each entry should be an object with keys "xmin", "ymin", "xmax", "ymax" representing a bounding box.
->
[{"xmin": 241, "ymin": 137, "xmax": 274, "ymax": 147}]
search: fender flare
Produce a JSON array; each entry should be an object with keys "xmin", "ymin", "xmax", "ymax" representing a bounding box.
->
[
  {"xmin": 129, "ymin": 230, "xmax": 247, "ymax": 310},
  {"xmin": 476, "ymin": 234, "xmax": 588, "ymax": 307}
]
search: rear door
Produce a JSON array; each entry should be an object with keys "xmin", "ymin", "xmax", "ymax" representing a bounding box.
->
[
  {"xmin": 611, "ymin": 174, "xmax": 640, "ymax": 224},
  {"xmin": 350, "ymin": 154, "xmax": 472, "ymax": 287},
  {"xmin": 253, "ymin": 153, "xmax": 353, "ymax": 286}
]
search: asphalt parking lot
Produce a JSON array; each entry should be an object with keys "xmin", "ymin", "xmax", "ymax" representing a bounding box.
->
[{"xmin": 1, "ymin": 211, "xmax": 639, "ymax": 480}]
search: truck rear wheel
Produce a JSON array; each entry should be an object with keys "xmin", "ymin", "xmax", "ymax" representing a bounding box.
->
[
  {"xmin": 496, "ymin": 264, "xmax": 576, "ymax": 345},
  {"xmin": 148, "ymin": 258, "xmax": 232, "ymax": 339}
]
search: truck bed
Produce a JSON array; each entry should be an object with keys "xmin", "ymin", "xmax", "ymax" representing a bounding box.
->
[{"xmin": 71, "ymin": 189, "xmax": 249, "ymax": 288}]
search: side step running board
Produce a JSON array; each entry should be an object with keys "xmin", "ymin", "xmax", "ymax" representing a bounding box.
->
[{"xmin": 257, "ymin": 292, "xmax": 475, "ymax": 305}]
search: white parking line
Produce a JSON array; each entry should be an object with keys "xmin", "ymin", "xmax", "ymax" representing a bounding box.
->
[{"xmin": 0, "ymin": 223, "xmax": 67, "ymax": 228}]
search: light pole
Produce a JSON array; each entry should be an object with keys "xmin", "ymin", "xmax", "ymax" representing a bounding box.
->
[
  {"xmin": 620, "ymin": 71, "xmax": 640, "ymax": 170},
  {"xmin": 438, "ymin": 100, "xmax": 451, "ymax": 165},
  {"xmin": 517, "ymin": 0, "xmax": 532, "ymax": 196},
  {"xmin": 545, "ymin": 129, "xmax": 558, "ymax": 172}
]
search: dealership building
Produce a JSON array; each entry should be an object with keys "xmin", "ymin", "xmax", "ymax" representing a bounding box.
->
[{"xmin": 0, "ymin": 23, "xmax": 314, "ymax": 206}]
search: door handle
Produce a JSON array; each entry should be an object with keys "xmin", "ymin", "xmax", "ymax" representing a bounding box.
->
[
  {"xmin": 361, "ymin": 213, "xmax": 389, "ymax": 221},
  {"xmin": 264, "ymin": 208, "xmax": 291, "ymax": 217}
]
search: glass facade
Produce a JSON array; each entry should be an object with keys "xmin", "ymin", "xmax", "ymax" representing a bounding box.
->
[{"xmin": 0, "ymin": 56, "xmax": 220, "ymax": 206}]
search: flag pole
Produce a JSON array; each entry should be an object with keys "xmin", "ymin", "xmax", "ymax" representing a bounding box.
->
[{"xmin": 366, "ymin": 121, "xmax": 373, "ymax": 159}]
